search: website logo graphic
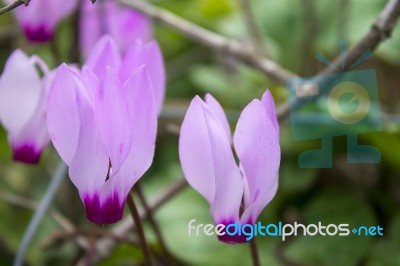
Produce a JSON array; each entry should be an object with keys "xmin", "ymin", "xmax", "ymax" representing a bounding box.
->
[
  {"xmin": 287, "ymin": 41, "xmax": 382, "ymax": 168},
  {"xmin": 188, "ymin": 220, "xmax": 384, "ymax": 241}
]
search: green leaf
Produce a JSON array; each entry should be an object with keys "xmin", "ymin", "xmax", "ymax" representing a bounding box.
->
[{"xmin": 286, "ymin": 189, "xmax": 377, "ymax": 266}]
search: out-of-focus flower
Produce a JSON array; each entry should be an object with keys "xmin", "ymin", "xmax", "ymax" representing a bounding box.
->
[
  {"xmin": 179, "ymin": 92, "xmax": 281, "ymax": 243},
  {"xmin": 0, "ymin": 50, "xmax": 52, "ymax": 163},
  {"xmin": 47, "ymin": 36, "xmax": 159, "ymax": 224},
  {"xmin": 86, "ymin": 35, "xmax": 165, "ymax": 114},
  {"xmin": 80, "ymin": 0, "xmax": 152, "ymax": 58},
  {"xmin": 4, "ymin": 0, "xmax": 78, "ymax": 42}
]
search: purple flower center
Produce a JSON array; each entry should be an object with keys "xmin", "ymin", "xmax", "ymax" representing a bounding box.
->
[
  {"xmin": 83, "ymin": 193, "xmax": 124, "ymax": 224},
  {"xmin": 217, "ymin": 220, "xmax": 252, "ymax": 244},
  {"xmin": 13, "ymin": 145, "xmax": 40, "ymax": 164},
  {"xmin": 23, "ymin": 25, "xmax": 53, "ymax": 42}
]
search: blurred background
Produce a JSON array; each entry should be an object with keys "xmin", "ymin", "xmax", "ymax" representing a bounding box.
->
[{"xmin": 1, "ymin": 0, "xmax": 400, "ymax": 265}]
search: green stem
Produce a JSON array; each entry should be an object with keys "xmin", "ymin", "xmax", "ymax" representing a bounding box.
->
[
  {"xmin": 127, "ymin": 192, "xmax": 153, "ymax": 266},
  {"xmin": 249, "ymin": 238, "xmax": 261, "ymax": 266}
]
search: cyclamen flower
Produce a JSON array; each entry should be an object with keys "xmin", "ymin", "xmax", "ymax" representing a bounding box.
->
[
  {"xmin": 47, "ymin": 36, "xmax": 160, "ymax": 224},
  {"xmin": 86, "ymin": 35, "xmax": 165, "ymax": 114},
  {"xmin": 0, "ymin": 50, "xmax": 52, "ymax": 164},
  {"xmin": 80, "ymin": 0, "xmax": 152, "ymax": 58},
  {"xmin": 179, "ymin": 92, "xmax": 280, "ymax": 243},
  {"xmin": 5, "ymin": 0, "xmax": 78, "ymax": 42}
]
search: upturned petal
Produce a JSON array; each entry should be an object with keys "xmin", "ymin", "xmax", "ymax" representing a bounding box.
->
[
  {"xmin": 80, "ymin": 0, "xmax": 151, "ymax": 57},
  {"xmin": 0, "ymin": 50, "xmax": 42, "ymax": 135},
  {"xmin": 0, "ymin": 50, "xmax": 50, "ymax": 163},
  {"xmin": 115, "ymin": 65, "xmax": 158, "ymax": 196},
  {"xmin": 10, "ymin": 71, "xmax": 54, "ymax": 163},
  {"xmin": 261, "ymin": 90, "xmax": 279, "ymax": 135},
  {"xmin": 85, "ymin": 35, "xmax": 121, "ymax": 77},
  {"xmin": 204, "ymin": 93, "xmax": 231, "ymax": 140},
  {"xmin": 179, "ymin": 96, "xmax": 243, "ymax": 225},
  {"xmin": 93, "ymin": 66, "xmax": 133, "ymax": 173},
  {"xmin": 68, "ymin": 85, "xmax": 110, "ymax": 223},
  {"xmin": 47, "ymin": 64, "xmax": 82, "ymax": 165},
  {"xmin": 120, "ymin": 40, "xmax": 165, "ymax": 114},
  {"xmin": 234, "ymin": 99, "xmax": 280, "ymax": 224}
]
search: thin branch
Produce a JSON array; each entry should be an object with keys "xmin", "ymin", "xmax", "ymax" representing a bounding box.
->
[
  {"xmin": 127, "ymin": 192, "xmax": 154, "ymax": 266},
  {"xmin": 0, "ymin": 0, "xmax": 29, "ymax": 16},
  {"xmin": 320, "ymin": 0, "xmax": 400, "ymax": 75},
  {"xmin": 14, "ymin": 162, "xmax": 67, "ymax": 266},
  {"xmin": 0, "ymin": 191, "xmax": 73, "ymax": 232},
  {"xmin": 135, "ymin": 183, "xmax": 176, "ymax": 265},
  {"xmin": 42, "ymin": 227, "xmax": 138, "ymax": 249},
  {"xmin": 277, "ymin": 0, "xmax": 400, "ymax": 122},
  {"xmin": 119, "ymin": 0, "xmax": 297, "ymax": 84},
  {"xmin": 0, "ymin": 190, "xmax": 90, "ymax": 250},
  {"xmin": 240, "ymin": 0, "xmax": 266, "ymax": 55}
]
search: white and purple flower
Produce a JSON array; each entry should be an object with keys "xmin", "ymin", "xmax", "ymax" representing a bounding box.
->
[{"xmin": 0, "ymin": 50, "xmax": 52, "ymax": 163}]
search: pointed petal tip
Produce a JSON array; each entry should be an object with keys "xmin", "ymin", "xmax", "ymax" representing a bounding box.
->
[
  {"xmin": 12, "ymin": 144, "xmax": 41, "ymax": 164},
  {"xmin": 83, "ymin": 193, "xmax": 124, "ymax": 224}
]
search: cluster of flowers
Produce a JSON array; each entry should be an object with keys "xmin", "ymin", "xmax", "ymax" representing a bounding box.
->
[{"xmin": 0, "ymin": 0, "xmax": 280, "ymax": 244}]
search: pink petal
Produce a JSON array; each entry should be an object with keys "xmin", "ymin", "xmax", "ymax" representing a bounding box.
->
[
  {"xmin": 79, "ymin": 0, "xmax": 103, "ymax": 58},
  {"xmin": 114, "ymin": 66, "xmax": 158, "ymax": 196},
  {"xmin": 93, "ymin": 66, "xmax": 133, "ymax": 174},
  {"xmin": 179, "ymin": 96, "xmax": 242, "ymax": 224},
  {"xmin": 68, "ymin": 86, "xmax": 109, "ymax": 222},
  {"xmin": 105, "ymin": 2, "xmax": 152, "ymax": 53},
  {"xmin": 0, "ymin": 50, "xmax": 42, "ymax": 136},
  {"xmin": 47, "ymin": 64, "xmax": 81, "ymax": 165},
  {"xmin": 179, "ymin": 96, "xmax": 215, "ymax": 204},
  {"xmin": 10, "ymin": 71, "xmax": 55, "ymax": 163},
  {"xmin": 201, "ymin": 105, "xmax": 243, "ymax": 225},
  {"xmin": 204, "ymin": 93, "xmax": 231, "ymax": 141},
  {"xmin": 85, "ymin": 35, "xmax": 121, "ymax": 77},
  {"xmin": 120, "ymin": 40, "xmax": 165, "ymax": 114},
  {"xmin": 261, "ymin": 90, "xmax": 279, "ymax": 135},
  {"xmin": 233, "ymin": 100, "xmax": 280, "ymax": 224},
  {"xmin": 80, "ymin": 0, "xmax": 151, "ymax": 57}
]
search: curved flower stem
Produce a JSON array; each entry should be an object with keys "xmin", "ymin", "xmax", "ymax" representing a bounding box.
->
[
  {"xmin": 135, "ymin": 183, "xmax": 178, "ymax": 265},
  {"xmin": 127, "ymin": 192, "xmax": 153, "ymax": 266},
  {"xmin": 13, "ymin": 162, "xmax": 67, "ymax": 266},
  {"xmin": 249, "ymin": 238, "xmax": 261, "ymax": 266}
]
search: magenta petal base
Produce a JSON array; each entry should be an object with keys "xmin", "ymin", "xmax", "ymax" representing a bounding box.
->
[
  {"xmin": 13, "ymin": 145, "xmax": 41, "ymax": 164},
  {"xmin": 217, "ymin": 220, "xmax": 252, "ymax": 244},
  {"xmin": 24, "ymin": 26, "xmax": 53, "ymax": 42},
  {"xmin": 218, "ymin": 233, "xmax": 249, "ymax": 244},
  {"xmin": 83, "ymin": 193, "xmax": 124, "ymax": 224}
]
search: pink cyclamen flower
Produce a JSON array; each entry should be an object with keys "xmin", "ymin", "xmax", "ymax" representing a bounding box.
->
[
  {"xmin": 0, "ymin": 49, "xmax": 52, "ymax": 164},
  {"xmin": 47, "ymin": 38, "xmax": 158, "ymax": 224},
  {"xmin": 80, "ymin": 0, "xmax": 152, "ymax": 58},
  {"xmin": 86, "ymin": 35, "xmax": 165, "ymax": 114},
  {"xmin": 179, "ymin": 92, "xmax": 280, "ymax": 243},
  {"xmin": 5, "ymin": 0, "xmax": 78, "ymax": 42}
]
